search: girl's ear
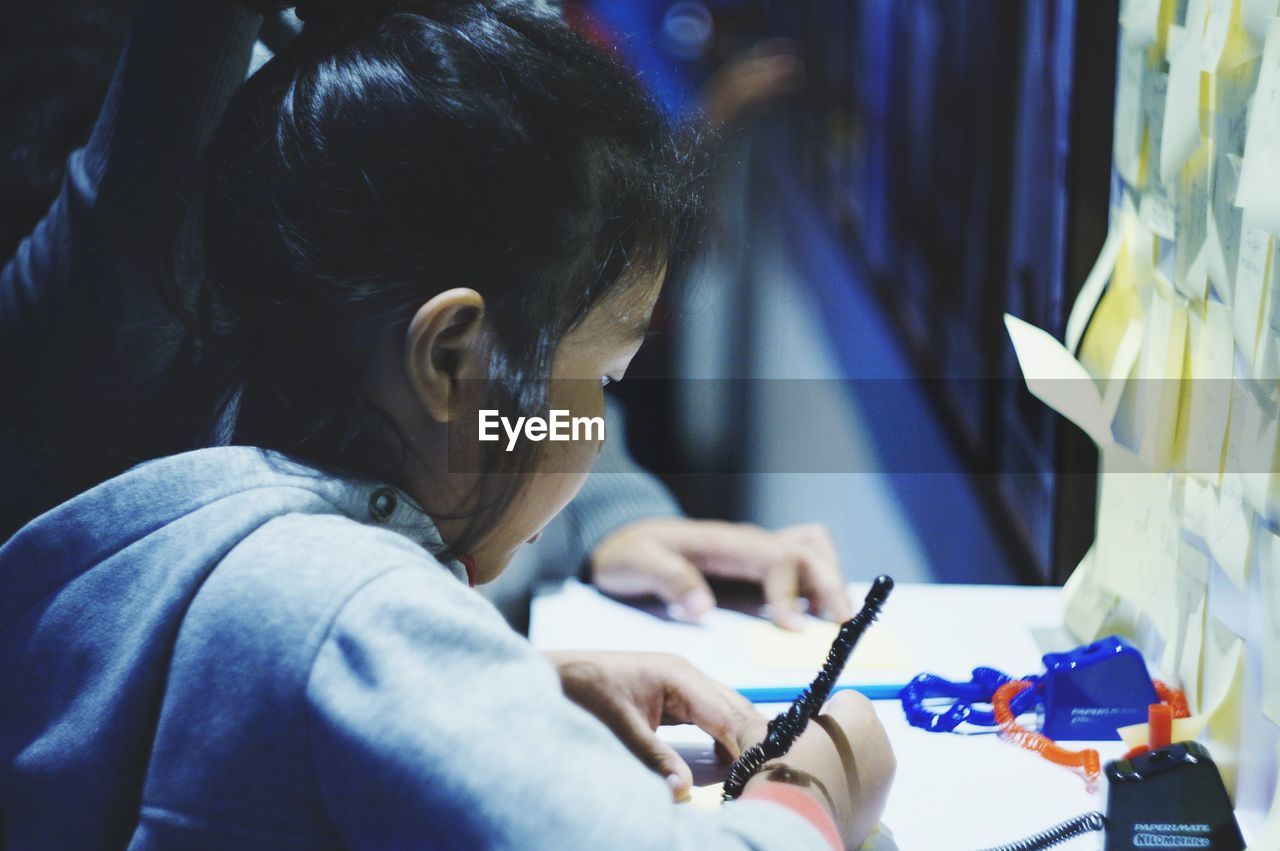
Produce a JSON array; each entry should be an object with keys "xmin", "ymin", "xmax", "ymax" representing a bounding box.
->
[{"xmin": 403, "ymin": 288, "xmax": 487, "ymax": 423}]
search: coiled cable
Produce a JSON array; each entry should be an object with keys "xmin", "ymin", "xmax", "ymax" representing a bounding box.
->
[{"xmin": 974, "ymin": 811, "xmax": 1105, "ymax": 851}]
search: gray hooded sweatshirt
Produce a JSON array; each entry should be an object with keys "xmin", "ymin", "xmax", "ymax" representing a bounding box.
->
[{"xmin": 0, "ymin": 447, "xmax": 829, "ymax": 849}]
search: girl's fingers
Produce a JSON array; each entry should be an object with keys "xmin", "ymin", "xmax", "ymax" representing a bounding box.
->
[
  {"xmin": 612, "ymin": 704, "xmax": 694, "ymax": 800},
  {"xmin": 761, "ymin": 560, "xmax": 806, "ymax": 630},
  {"xmin": 662, "ymin": 662, "xmax": 762, "ymax": 759}
]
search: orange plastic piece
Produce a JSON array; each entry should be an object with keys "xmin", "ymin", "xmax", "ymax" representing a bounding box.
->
[
  {"xmin": 1153, "ymin": 680, "xmax": 1190, "ymax": 718},
  {"xmin": 992, "ymin": 680, "xmax": 1102, "ymax": 785},
  {"xmin": 1148, "ymin": 703, "xmax": 1173, "ymax": 749}
]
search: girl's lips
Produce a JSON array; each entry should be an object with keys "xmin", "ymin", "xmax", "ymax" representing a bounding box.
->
[{"xmin": 527, "ymin": 531, "xmax": 542, "ymax": 544}]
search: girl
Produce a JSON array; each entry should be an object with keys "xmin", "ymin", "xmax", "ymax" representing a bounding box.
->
[{"xmin": 0, "ymin": 2, "xmax": 893, "ymax": 848}]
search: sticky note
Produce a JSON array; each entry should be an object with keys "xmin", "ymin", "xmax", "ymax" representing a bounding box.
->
[
  {"xmin": 1181, "ymin": 301, "xmax": 1234, "ymax": 479},
  {"xmin": 1065, "ymin": 227, "xmax": 1124, "ymax": 354},
  {"xmin": 1063, "ymin": 545, "xmax": 1119, "ymax": 641},
  {"xmin": 738, "ymin": 618, "xmax": 908, "ymax": 671},
  {"xmin": 1163, "ymin": 25, "xmax": 1205, "ymax": 187},
  {"xmin": 1236, "ymin": 19, "xmax": 1280, "ymax": 236},
  {"xmin": 1175, "ymin": 145, "xmax": 1213, "ymax": 301},
  {"xmin": 684, "ymin": 784, "xmax": 723, "ymax": 811},
  {"xmin": 1118, "ymin": 42, "xmax": 1149, "ymax": 186},
  {"xmin": 1005, "ymin": 315, "xmax": 1119, "ymax": 447},
  {"xmin": 1249, "ymin": 740, "xmax": 1280, "ymax": 849},
  {"xmin": 1162, "ymin": 540, "xmax": 1209, "ymax": 710},
  {"xmin": 1137, "ymin": 291, "xmax": 1190, "ymax": 468},
  {"xmin": 1233, "ymin": 214, "xmax": 1272, "ymax": 356},
  {"xmin": 1200, "ymin": 0, "xmax": 1232, "ymax": 71},
  {"xmin": 1202, "ymin": 616, "xmax": 1244, "ymax": 796},
  {"xmin": 1096, "ymin": 447, "xmax": 1180, "ymax": 613},
  {"xmin": 1241, "ymin": 0, "xmax": 1278, "ymax": 45},
  {"xmin": 1225, "ymin": 380, "xmax": 1280, "ymax": 520},
  {"xmin": 1117, "ymin": 714, "xmax": 1211, "ymax": 748},
  {"xmin": 1205, "ymin": 480, "xmax": 1255, "ymax": 587},
  {"xmin": 1252, "ymin": 246, "xmax": 1280, "ymax": 379}
]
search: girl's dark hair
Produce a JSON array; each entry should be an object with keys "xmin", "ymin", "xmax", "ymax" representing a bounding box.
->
[{"xmin": 196, "ymin": 0, "xmax": 704, "ymax": 557}]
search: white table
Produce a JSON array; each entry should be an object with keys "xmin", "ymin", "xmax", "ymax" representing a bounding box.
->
[{"xmin": 531, "ymin": 580, "xmax": 1152, "ymax": 850}]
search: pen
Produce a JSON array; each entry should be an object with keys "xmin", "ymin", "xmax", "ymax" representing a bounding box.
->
[{"xmin": 738, "ymin": 683, "xmax": 905, "ymax": 703}]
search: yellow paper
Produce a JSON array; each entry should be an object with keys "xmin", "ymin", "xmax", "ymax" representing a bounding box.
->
[
  {"xmin": 1117, "ymin": 714, "xmax": 1212, "ymax": 748},
  {"xmin": 1137, "ymin": 290, "xmax": 1190, "ymax": 468},
  {"xmin": 1253, "ymin": 243, "xmax": 1280, "ymax": 379},
  {"xmin": 1181, "ymin": 301, "xmax": 1234, "ymax": 479},
  {"xmin": 1066, "ymin": 226, "xmax": 1124, "ymax": 354},
  {"xmin": 739, "ymin": 618, "xmax": 908, "ymax": 671}
]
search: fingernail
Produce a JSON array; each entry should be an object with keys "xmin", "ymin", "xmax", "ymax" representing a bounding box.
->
[
  {"xmin": 666, "ymin": 773, "xmax": 690, "ymax": 801},
  {"xmin": 681, "ymin": 589, "xmax": 715, "ymax": 617}
]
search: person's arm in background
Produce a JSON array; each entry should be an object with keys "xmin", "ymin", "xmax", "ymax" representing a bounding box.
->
[
  {"xmin": 0, "ymin": 0, "xmax": 262, "ymax": 536},
  {"xmin": 483, "ymin": 399, "xmax": 852, "ymax": 632}
]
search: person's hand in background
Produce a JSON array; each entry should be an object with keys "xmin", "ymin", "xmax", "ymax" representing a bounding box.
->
[
  {"xmin": 699, "ymin": 38, "xmax": 805, "ymax": 128},
  {"xmin": 590, "ymin": 518, "xmax": 853, "ymax": 629}
]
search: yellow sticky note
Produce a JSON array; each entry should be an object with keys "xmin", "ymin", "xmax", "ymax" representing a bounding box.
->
[
  {"xmin": 1066, "ymin": 226, "xmax": 1124, "ymax": 355},
  {"xmin": 1181, "ymin": 301, "xmax": 1233, "ymax": 480},
  {"xmin": 739, "ymin": 618, "xmax": 908, "ymax": 671},
  {"xmin": 1117, "ymin": 714, "xmax": 1211, "ymax": 749},
  {"xmin": 1137, "ymin": 291, "xmax": 1190, "ymax": 469}
]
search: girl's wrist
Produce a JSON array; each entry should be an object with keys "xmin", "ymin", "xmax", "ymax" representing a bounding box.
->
[{"xmin": 741, "ymin": 770, "xmax": 843, "ymax": 851}]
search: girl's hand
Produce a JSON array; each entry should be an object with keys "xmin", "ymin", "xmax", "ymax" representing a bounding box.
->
[
  {"xmin": 544, "ymin": 650, "xmax": 765, "ymax": 800},
  {"xmin": 590, "ymin": 519, "xmax": 853, "ymax": 629}
]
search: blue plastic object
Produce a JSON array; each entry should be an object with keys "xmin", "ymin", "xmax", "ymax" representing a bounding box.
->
[
  {"xmin": 899, "ymin": 667, "xmax": 1039, "ymax": 732},
  {"xmin": 1040, "ymin": 635, "xmax": 1158, "ymax": 741}
]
